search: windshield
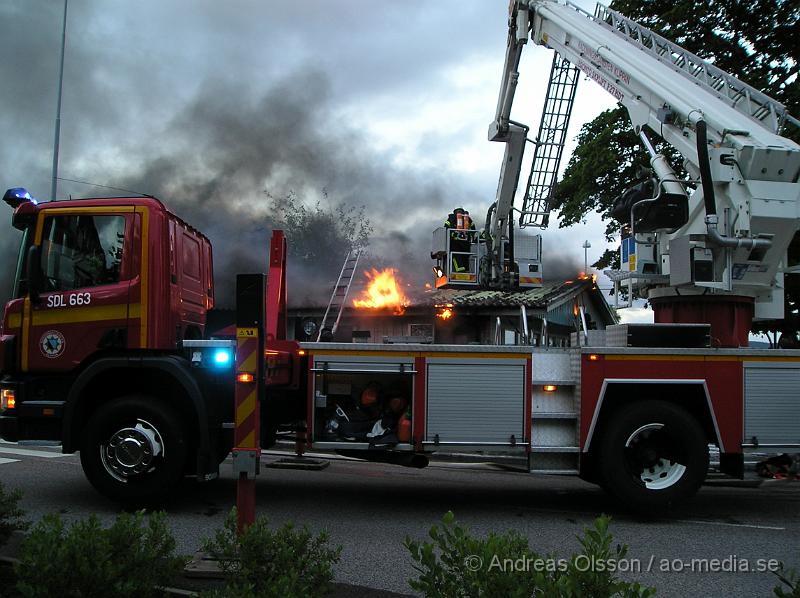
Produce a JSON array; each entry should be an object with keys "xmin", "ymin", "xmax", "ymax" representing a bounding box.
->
[
  {"xmin": 40, "ymin": 215, "xmax": 125, "ymax": 291},
  {"xmin": 12, "ymin": 227, "xmax": 31, "ymax": 299}
]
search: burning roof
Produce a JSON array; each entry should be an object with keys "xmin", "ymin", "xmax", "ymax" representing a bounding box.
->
[
  {"xmin": 295, "ymin": 271, "xmax": 616, "ymax": 327},
  {"xmin": 416, "ymin": 278, "xmax": 598, "ymax": 309}
]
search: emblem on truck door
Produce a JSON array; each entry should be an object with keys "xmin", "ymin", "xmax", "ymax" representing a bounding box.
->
[{"xmin": 39, "ymin": 330, "xmax": 66, "ymax": 359}]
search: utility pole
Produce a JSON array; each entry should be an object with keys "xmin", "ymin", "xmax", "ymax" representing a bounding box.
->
[
  {"xmin": 51, "ymin": 0, "xmax": 68, "ymax": 201},
  {"xmin": 582, "ymin": 240, "xmax": 591, "ymax": 273}
]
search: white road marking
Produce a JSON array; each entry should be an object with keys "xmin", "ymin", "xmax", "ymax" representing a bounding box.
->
[
  {"xmin": 0, "ymin": 446, "xmax": 70, "ymax": 459},
  {"xmin": 0, "ymin": 440, "xmax": 62, "ymax": 450},
  {"xmin": 0, "ymin": 457, "xmax": 19, "ymax": 465},
  {"xmin": 677, "ymin": 519, "xmax": 786, "ymax": 531}
]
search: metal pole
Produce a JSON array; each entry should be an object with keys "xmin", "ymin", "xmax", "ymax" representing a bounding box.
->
[
  {"xmin": 520, "ymin": 305, "xmax": 529, "ymax": 345},
  {"xmin": 582, "ymin": 240, "xmax": 591, "ymax": 273},
  {"xmin": 578, "ymin": 305, "xmax": 589, "ymax": 345},
  {"xmin": 51, "ymin": 0, "xmax": 68, "ymax": 201}
]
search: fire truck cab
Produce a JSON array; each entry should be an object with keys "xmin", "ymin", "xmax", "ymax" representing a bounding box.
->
[{"xmin": 0, "ymin": 189, "xmax": 233, "ymax": 501}]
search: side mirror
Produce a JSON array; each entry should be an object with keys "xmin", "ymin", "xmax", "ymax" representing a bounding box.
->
[
  {"xmin": 12, "ymin": 201, "xmax": 38, "ymax": 231},
  {"xmin": 27, "ymin": 245, "xmax": 42, "ymax": 302}
]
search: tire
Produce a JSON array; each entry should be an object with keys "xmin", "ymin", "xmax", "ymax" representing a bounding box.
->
[
  {"xmin": 80, "ymin": 395, "xmax": 188, "ymax": 504},
  {"xmin": 597, "ymin": 400, "xmax": 708, "ymax": 511}
]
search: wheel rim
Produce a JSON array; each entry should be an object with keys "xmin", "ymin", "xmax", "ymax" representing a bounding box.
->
[
  {"xmin": 624, "ymin": 423, "xmax": 687, "ymax": 490},
  {"xmin": 100, "ymin": 418, "xmax": 165, "ymax": 482}
]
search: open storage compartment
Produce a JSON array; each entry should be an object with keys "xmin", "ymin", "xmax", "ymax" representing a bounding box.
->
[{"xmin": 311, "ymin": 354, "xmax": 416, "ymax": 451}]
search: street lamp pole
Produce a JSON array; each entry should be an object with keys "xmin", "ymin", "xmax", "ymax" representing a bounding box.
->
[
  {"xmin": 582, "ymin": 240, "xmax": 591, "ymax": 273},
  {"xmin": 51, "ymin": 0, "xmax": 68, "ymax": 201}
]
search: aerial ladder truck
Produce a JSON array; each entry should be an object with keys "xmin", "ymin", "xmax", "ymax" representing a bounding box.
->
[{"xmin": 1, "ymin": 1, "xmax": 799, "ymax": 512}]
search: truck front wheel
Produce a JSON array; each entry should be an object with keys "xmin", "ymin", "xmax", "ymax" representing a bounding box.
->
[
  {"xmin": 598, "ymin": 400, "xmax": 708, "ymax": 511},
  {"xmin": 80, "ymin": 396, "xmax": 188, "ymax": 503}
]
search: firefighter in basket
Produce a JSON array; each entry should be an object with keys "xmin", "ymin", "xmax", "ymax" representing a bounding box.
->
[{"xmin": 443, "ymin": 207, "xmax": 476, "ymax": 273}]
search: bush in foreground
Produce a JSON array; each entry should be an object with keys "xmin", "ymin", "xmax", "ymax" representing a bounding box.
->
[
  {"xmin": 405, "ymin": 512, "xmax": 655, "ymax": 598},
  {"xmin": 14, "ymin": 511, "xmax": 182, "ymax": 598},
  {"xmin": 774, "ymin": 565, "xmax": 800, "ymax": 598},
  {"xmin": 201, "ymin": 508, "xmax": 341, "ymax": 598},
  {"xmin": 0, "ymin": 481, "xmax": 28, "ymax": 544}
]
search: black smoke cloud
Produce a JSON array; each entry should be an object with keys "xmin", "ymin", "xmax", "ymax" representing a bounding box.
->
[
  {"xmin": 0, "ymin": 1, "xmax": 497, "ymax": 308},
  {"xmin": 0, "ymin": 1, "xmax": 585, "ymax": 312},
  {"xmin": 542, "ymin": 250, "xmax": 585, "ymax": 282},
  {"xmin": 106, "ymin": 72, "xmax": 464, "ymax": 306}
]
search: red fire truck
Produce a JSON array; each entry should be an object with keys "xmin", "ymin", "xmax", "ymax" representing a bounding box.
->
[
  {"xmin": 2, "ymin": 0, "xmax": 799, "ymax": 510},
  {"xmin": 1, "ymin": 190, "xmax": 798, "ymax": 511}
]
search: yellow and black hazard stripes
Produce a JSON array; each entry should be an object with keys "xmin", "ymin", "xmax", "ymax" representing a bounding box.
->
[
  {"xmin": 234, "ymin": 328, "xmax": 260, "ymax": 450},
  {"xmin": 235, "ymin": 385, "xmax": 258, "ymax": 449}
]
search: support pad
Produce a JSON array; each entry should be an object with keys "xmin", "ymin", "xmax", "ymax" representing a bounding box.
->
[{"xmin": 267, "ymin": 457, "xmax": 330, "ymax": 471}]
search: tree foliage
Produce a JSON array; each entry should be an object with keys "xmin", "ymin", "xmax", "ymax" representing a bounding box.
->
[
  {"xmin": 553, "ymin": 0, "xmax": 799, "ymax": 270},
  {"xmin": 552, "ymin": 107, "xmax": 638, "ymax": 242},
  {"xmin": 267, "ymin": 188, "xmax": 372, "ymax": 276}
]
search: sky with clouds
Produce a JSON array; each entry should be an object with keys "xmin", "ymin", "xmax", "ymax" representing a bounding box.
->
[{"xmin": 0, "ymin": 0, "xmax": 651, "ymax": 319}]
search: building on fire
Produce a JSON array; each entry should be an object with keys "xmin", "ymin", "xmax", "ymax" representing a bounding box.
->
[{"xmin": 288, "ymin": 274, "xmax": 618, "ymax": 346}]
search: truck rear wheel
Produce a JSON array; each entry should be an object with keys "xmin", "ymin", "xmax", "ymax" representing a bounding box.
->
[
  {"xmin": 598, "ymin": 400, "xmax": 708, "ymax": 511},
  {"xmin": 80, "ymin": 395, "xmax": 187, "ymax": 503}
]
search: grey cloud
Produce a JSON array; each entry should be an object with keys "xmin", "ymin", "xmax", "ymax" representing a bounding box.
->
[{"xmin": 0, "ymin": 0, "xmax": 534, "ymax": 310}]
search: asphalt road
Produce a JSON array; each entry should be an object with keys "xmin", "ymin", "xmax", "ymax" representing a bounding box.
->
[{"xmin": 1, "ymin": 441, "xmax": 798, "ymax": 597}]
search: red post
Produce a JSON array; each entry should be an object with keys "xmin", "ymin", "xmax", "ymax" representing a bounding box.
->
[
  {"xmin": 232, "ymin": 232, "xmax": 289, "ymax": 532},
  {"xmin": 233, "ymin": 330, "xmax": 260, "ymax": 533}
]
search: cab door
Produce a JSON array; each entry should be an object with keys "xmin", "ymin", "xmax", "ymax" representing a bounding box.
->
[{"xmin": 23, "ymin": 209, "xmax": 133, "ymax": 373}]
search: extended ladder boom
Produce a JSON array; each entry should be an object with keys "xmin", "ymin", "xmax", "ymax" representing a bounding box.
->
[
  {"xmin": 524, "ymin": 0, "xmax": 798, "ymax": 165},
  {"xmin": 591, "ymin": 3, "xmax": 799, "ymax": 135},
  {"xmin": 518, "ymin": 52, "xmax": 579, "ymax": 229},
  {"xmin": 498, "ymin": 0, "xmax": 800, "ymax": 321}
]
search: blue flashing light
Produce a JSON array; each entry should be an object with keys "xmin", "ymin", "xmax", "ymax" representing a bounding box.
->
[
  {"xmin": 3, "ymin": 187, "xmax": 39, "ymax": 208},
  {"xmin": 213, "ymin": 349, "xmax": 232, "ymax": 366}
]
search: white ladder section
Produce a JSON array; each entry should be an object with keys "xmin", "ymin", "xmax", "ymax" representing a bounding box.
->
[
  {"xmin": 519, "ymin": 52, "xmax": 580, "ymax": 229},
  {"xmin": 530, "ymin": 350, "xmax": 581, "ymax": 473},
  {"xmin": 317, "ymin": 250, "xmax": 361, "ymax": 341}
]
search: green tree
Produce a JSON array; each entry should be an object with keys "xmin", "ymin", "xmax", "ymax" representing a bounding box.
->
[
  {"xmin": 552, "ymin": 106, "xmax": 639, "ymax": 269},
  {"xmin": 267, "ymin": 188, "xmax": 372, "ymax": 276}
]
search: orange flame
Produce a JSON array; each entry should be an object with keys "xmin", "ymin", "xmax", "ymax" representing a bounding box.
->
[
  {"xmin": 353, "ymin": 268, "xmax": 409, "ymax": 314},
  {"xmin": 591, "ymin": 273, "xmax": 598, "ymax": 287},
  {"xmin": 424, "ymin": 282, "xmax": 432, "ymax": 290},
  {"xmin": 578, "ymin": 271, "xmax": 589, "ymax": 280},
  {"xmin": 436, "ymin": 303, "xmax": 455, "ymax": 320}
]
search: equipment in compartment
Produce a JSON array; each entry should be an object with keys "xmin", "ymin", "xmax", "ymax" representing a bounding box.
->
[{"xmin": 315, "ymin": 370, "xmax": 413, "ymax": 449}]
